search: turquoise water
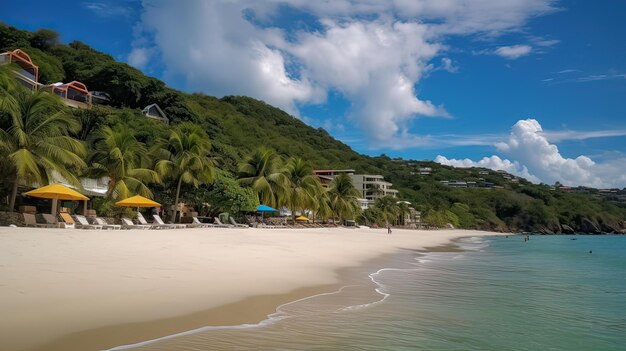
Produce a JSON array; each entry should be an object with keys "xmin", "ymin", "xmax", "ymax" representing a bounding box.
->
[{"xmin": 120, "ymin": 235, "xmax": 626, "ymax": 351}]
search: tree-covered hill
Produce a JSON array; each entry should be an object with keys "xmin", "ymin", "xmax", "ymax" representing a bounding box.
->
[{"xmin": 1, "ymin": 23, "xmax": 625, "ymax": 233}]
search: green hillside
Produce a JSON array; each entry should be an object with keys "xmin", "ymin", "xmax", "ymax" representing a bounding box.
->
[{"xmin": 1, "ymin": 23, "xmax": 625, "ymax": 233}]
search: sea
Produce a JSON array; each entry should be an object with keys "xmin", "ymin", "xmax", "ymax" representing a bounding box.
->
[{"xmin": 113, "ymin": 235, "xmax": 626, "ymax": 351}]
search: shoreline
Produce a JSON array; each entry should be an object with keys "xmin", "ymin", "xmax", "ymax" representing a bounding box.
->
[{"xmin": 0, "ymin": 227, "xmax": 499, "ymax": 351}]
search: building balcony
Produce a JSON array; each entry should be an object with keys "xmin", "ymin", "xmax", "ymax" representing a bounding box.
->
[{"xmin": 1, "ymin": 49, "xmax": 39, "ymax": 91}]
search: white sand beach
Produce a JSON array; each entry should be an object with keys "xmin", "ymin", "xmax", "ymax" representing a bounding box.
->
[{"xmin": 0, "ymin": 226, "xmax": 499, "ymax": 351}]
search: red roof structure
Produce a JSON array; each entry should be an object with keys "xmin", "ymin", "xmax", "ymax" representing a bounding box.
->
[
  {"xmin": 0, "ymin": 49, "xmax": 39, "ymax": 89},
  {"xmin": 44, "ymin": 81, "xmax": 92, "ymax": 109}
]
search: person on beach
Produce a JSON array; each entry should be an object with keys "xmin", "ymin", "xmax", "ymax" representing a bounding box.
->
[{"xmin": 387, "ymin": 224, "xmax": 392, "ymax": 235}]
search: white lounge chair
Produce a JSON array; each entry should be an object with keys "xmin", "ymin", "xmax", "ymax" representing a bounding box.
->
[
  {"xmin": 214, "ymin": 217, "xmax": 234, "ymax": 228},
  {"xmin": 94, "ymin": 217, "xmax": 121, "ymax": 230},
  {"xmin": 121, "ymin": 217, "xmax": 150, "ymax": 230},
  {"xmin": 229, "ymin": 217, "xmax": 249, "ymax": 228},
  {"xmin": 187, "ymin": 217, "xmax": 214, "ymax": 228},
  {"xmin": 153, "ymin": 214, "xmax": 187, "ymax": 229},
  {"xmin": 136, "ymin": 212, "xmax": 167, "ymax": 229},
  {"xmin": 74, "ymin": 215, "xmax": 103, "ymax": 230}
]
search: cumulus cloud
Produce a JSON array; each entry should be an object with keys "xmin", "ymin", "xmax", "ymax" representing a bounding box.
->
[
  {"xmin": 435, "ymin": 155, "xmax": 540, "ymax": 183},
  {"xmin": 132, "ymin": 0, "xmax": 557, "ymax": 145},
  {"xmin": 127, "ymin": 47, "xmax": 152, "ymax": 69},
  {"xmin": 494, "ymin": 44, "xmax": 532, "ymax": 59},
  {"xmin": 436, "ymin": 119, "xmax": 626, "ymax": 188}
]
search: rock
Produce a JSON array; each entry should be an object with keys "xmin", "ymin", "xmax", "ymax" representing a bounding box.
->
[
  {"xmin": 580, "ymin": 218, "xmax": 601, "ymax": 234},
  {"xmin": 561, "ymin": 224, "xmax": 576, "ymax": 234},
  {"xmin": 0, "ymin": 211, "xmax": 25, "ymax": 227},
  {"xmin": 600, "ymin": 222, "xmax": 619, "ymax": 234},
  {"xmin": 537, "ymin": 226, "xmax": 554, "ymax": 234}
]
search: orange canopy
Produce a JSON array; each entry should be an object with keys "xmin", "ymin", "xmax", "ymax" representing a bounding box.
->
[
  {"xmin": 115, "ymin": 195, "xmax": 160, "ymax": 208},
  {"xmin": 24, "ymin": 183, "xmax": 89, "ymax": 201}
]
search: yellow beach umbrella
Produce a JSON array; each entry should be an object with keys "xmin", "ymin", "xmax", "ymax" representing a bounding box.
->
[
  {"xmin": 24, "ymin": 183, "xmax": 89, "ymax": 214},
  {"xmin": 296, "ymin": 216, "xmax": 309, "ymax": 221},
  {"xmin": 115, "ymin": 195, "xmax": 161, "ymax": 208}
]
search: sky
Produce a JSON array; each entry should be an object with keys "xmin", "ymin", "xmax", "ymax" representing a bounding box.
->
[{"xmin": 2, "ymin": 0, "xmax": 626, "ymax": 188}]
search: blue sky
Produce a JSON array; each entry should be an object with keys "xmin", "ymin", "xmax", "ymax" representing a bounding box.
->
[{"xmin": 2, "ymin": 0, "xmax": 626, "ymax": 187}]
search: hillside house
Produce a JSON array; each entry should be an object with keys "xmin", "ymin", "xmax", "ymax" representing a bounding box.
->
[
  {"xmin": 0, "ymin": 49, "xmax": 39, "ymax": 91},
  {"xmin": 43, "ymin": 81, "xmax": 92, "ymax": 109},
  {"xmin": 142, "ymin": 104, "xmax": 169, "ymax": 123}
]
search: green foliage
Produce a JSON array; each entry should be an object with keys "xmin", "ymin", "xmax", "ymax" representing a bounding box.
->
[
  {"xmin": 22, "ymin": 48, "xmax": 65, "ymax": 84},
  {"xmin": 238, "ymin": 148, "xmax": 289, "ymax": 208},
  {"xmin": 195, "ymin": 170, "xmax": 259, "ymax": 216},
  {"xmin": 284, "ymin": 157, "xmax": 321, "ymax": 221},
  {"xmin": 29, "ymin": 29, "xmax": 60, "ymax": 51},
  {"xmin": 449, "ymin": 203, "xmax": 477, "ymax": 228},
  {"xmin": 87, "ymin": 125, "xmax": 159, "ymax": 200},
  {"xmin": 374, "ymin": 196, "xmax": 400, "ymax": 225},
  {"xmin": 85, "ymin": 62, "xmax": 148, "ymax": 107},
  {"xmin": 328, "ymin": 173, "xmax": 361, "ymax": 222},
  {"xmin": 71, "ymin": 105, "xmax": 111, "ymax": 141},
  {"xmin": 0, "ymin": 82, "xmax": 86, "ymax": 211},
  {"xmin": 156, "ymin": 122, "xmax": 216, "ymax": 221},
  {"xmin": 0, "ymin": 23, "xmax": 30, "ymax": 49}
]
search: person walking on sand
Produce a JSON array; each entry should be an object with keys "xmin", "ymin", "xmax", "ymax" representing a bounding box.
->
[{"xmin": 387, "ymin": 224, "xmax": 392, "ymax": 235}]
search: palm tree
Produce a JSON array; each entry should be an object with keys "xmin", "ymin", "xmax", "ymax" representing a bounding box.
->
[
  {"xmin": 0, "ymin": 86, "xmax": 86, "ymax": 211},
  {"xmin": 283, "ymin": 157, "xmax": 321, "ymax": 223},
  {"xmin": 156, "ymin": 122, "xmax": 215, "ymax": 222},
  {"xmin": 328, "ymin": 173, "xmax": 361, "ymax": 224},
  {"xmin": 87, "ymin": 125, "xmax": 159, "ymax": 200},
  {"xmin": 238, "ymin": 148, "xmax": 288, "ymax": 208},
  {"xmin": 314, "ymin": 190, "xmax": 333, "ymax": 223},
  {"xmin": 397, "ymin": 201, "xmax": 411, "ymax": 226},
  {"xmin": 375, "ymin": 196, "xmax": 400, "ymax": 227}
]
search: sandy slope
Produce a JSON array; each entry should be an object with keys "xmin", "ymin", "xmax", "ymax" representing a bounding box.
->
[{"xmin": 0, "ymin": 226, "xmax": 498, "ymax": 350}]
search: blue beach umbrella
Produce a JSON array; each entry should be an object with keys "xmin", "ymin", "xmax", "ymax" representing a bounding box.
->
[
  {"xmin": 256, "ymin": 204, "xmax": 278, "ymax": 224},
  {"xmin": 257, "ymin": 204, "xmax": 278, "ymax": 212}
]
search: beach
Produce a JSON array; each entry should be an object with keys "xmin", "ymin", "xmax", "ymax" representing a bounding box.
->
[{"xmin": 0, "ymin": 226, "xmax": 498, "ymax": 351}]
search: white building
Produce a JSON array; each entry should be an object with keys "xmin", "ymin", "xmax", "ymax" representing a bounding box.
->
[{"xmin": 314, "ymin": 169, "xmax": 399, "ymax": 206}]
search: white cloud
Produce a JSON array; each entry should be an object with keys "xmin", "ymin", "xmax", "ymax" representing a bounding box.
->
[
  {"xmin": 435, "ymin": 155, "xmax": 540, "ymax": 182},
  {"xmin": 441, "ymin": 57, "xmax": 458, "ymax": 73},
  {"xmin": 83, "ymin": 2, "xmax": 133, "ymax": 19},
  {"xmin": 133, "ymin": 0, "xmax": 557, "ymax": 145},
  {"xmin": 436, "ymin": 119, "xmax": 626, "ymax": 188},
  {"xmin": 494, "ymin": 44, "xmax": 532, "ymax": 59},
  {"xmin": 127, "ymin": 47, "xmax": 151, "ymax": 69},
  {"xmin": 541, "ymin": 129, "xmax": 626, "ymax": 142}
]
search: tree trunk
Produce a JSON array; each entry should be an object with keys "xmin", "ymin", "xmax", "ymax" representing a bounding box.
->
[
  {"xmin": 8, "ymin": 175, "xmax": 19, "ymax": 212},
  {"xmin": 173, "ymin": 177, "xmax": 183, "ymax": 223}
]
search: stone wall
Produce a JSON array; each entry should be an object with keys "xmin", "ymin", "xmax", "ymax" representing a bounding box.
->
[{"xmin": 0, "ymin": 212, "xmax": 25, "ymax": 226}]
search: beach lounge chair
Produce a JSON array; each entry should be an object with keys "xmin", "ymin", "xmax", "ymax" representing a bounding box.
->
[
  {"xmin": 23, "ymin": 213, "xmax": 56, "ymax": 228},
  {"xmin": 229, "ymin": 217, "xmax": 249, "ymax": 228},
  {"xmin": 41, "ymin": 214, "xmax": 62, "ymax": 228},
  {"xmin": 94, "ymin": 217, "xmax": 121, "ymax": 230},
  {"xmin": 187, "ymin": 217, "xmax": 214, "ymax": 228},
  {"xmin": 74, "ymin": 215, "xmax": 103, "ymax": 230},
  {"xmin": 153, "ymin": 214, "xmax": 187, "ymax": 229},
  {"xmin": 59, "ymin": 213, "xmax": 76, "ymax": 228},
  {"xmin": 214, "ymin": 217, "xmax": 234, "ymax": 228},
  {"xmin": 136, "ymin": 212, "xmax": 167, "ymax": 229},
  {"xmin": 121, "ymin": 217, "xmax": 150, "ymax": 230}
]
